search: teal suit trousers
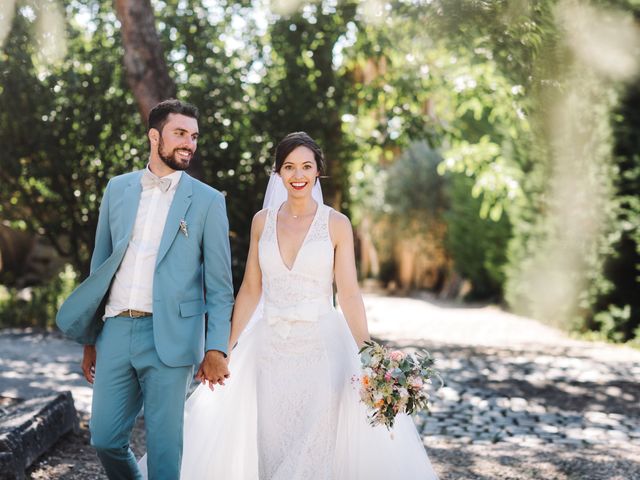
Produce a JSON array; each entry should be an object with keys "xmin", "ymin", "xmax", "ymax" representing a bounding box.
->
[{"xmin": 90, "ymin": 315, "xmax": 192, "ymax": 480}]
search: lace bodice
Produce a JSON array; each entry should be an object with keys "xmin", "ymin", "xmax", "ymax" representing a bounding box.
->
[{"xmin": 258, "ymin": 203, "xmax": 334, "ymax": 311}]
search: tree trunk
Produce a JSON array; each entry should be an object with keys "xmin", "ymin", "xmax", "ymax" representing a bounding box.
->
[{"xmin": 114, "ymin": 0, "xmax": 176, "ymax": 124}]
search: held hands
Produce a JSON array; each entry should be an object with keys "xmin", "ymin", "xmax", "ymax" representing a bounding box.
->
[
  {"xmin": 82, "ymin": 345, "xmax": 97, "ymax": 384},
  {"xmin": 195, "ymin": 350, "xmax": 230, "ymax": 391}
]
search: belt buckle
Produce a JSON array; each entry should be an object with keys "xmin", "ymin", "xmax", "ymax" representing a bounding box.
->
[{"xmin": 128, "ymin": 309, "xmax": 136, "ymax": 318}]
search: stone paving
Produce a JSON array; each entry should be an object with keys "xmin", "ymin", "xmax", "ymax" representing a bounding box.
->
[
  {"xmin": 367, "ymin": 296, "xmax": 640, "ymax": 446},
  {"xmin": 415, "ymin": 345, "xmax": 640, "ymax": 448},
  {"xmin": 364, "ymin": 293, "xmax": 640, "ymax": 471},
  {"xmin": 2, "ymin": 292, "xmax": 640, "ymax": 479}
]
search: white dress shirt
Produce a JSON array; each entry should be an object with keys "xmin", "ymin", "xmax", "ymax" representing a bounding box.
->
[{"xmin": 104, "ymin": 167, "xmax": 183, "ymax": 318}]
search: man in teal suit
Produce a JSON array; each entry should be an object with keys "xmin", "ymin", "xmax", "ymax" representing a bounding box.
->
[{"xmin": 56, "ymin": 99, "xmax": 234, "ymax": 480}]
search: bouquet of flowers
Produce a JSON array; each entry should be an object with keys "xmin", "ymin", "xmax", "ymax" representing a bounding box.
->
[{"xmin": 356, "ymin": 340, "xmax": 442, "ymax": 430}]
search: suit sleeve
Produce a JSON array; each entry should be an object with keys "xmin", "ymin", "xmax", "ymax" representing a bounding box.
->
[
  {"xmin": 90, "ymin": 180, "xmax": 113, "ymax": 274},
  {"xmin": 202, "ymin": 192, "xmax": 235, "ymax": 355}
]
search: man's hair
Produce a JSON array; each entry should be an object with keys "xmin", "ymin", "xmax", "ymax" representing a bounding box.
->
[
  {"xmin": 274, "ymin": 131, "xmax": 325, "ymax": 175},
  {"xmin": 148, "ymin": 99, "xmax": 199, "ymax": 133}
]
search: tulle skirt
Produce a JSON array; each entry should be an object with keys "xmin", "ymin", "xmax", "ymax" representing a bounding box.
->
[{"xmin": 140, "ymin": 308, "xmax": 438, "ymax": 479}]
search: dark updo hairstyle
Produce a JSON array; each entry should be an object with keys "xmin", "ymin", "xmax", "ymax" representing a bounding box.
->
[
  {"xmin": 274, "ymin": 131, "xmax": 326, "ymax": 176},
  {"xmin": 148, "ymin": 99, "xmax": 199, "ymax": 134}
]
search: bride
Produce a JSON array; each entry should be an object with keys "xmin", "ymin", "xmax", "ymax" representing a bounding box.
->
[{"xmin": 140, "ymin": 132, "xmax": 439, "ymax": 479}]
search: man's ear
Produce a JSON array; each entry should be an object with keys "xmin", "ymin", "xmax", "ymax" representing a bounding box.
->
[{"xmin": 148, "ymin": 128, "xmax": 159, "ymax": 145}]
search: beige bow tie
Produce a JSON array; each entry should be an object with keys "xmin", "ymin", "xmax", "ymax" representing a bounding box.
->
[{"xmin": 141, "ymin": 171, "xmax": 172, "ymax": 192}]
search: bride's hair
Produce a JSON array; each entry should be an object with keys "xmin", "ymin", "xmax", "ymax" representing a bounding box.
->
[{"xmin": 274, "ymin": 132, "xmax": 326, "ymax": 175}]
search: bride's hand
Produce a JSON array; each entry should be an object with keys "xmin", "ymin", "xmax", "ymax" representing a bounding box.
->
[{"xmin": 226, "ymin": 341, "xmax": 238, "ymax": 363}]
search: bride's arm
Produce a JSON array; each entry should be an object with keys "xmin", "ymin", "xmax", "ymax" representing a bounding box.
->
[
  {"xmin": 228, "ymin": 210, "xmax": 266, "ymax": 350},
  {"xmin": 331, "ymin": 210, "xmax": 371, "ymax": 348}
]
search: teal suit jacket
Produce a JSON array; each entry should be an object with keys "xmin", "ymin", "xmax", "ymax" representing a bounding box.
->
[{"xmin": 56, "ymin": 171, "xmax": 235, "ymax": 367}]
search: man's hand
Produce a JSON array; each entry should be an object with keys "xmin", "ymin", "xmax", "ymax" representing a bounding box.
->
[
  {"xmin": 82, "ymin": 345, "xmax": 97, "ymax": 384},
  {"xmin": 195, "ymin": 350, "xmax": 230, "ymax": 391}
]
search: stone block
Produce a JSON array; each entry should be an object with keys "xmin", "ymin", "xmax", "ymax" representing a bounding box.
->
[{"xmin": 0, "ymin": 392, "xmax": 78, "ymax": 480}]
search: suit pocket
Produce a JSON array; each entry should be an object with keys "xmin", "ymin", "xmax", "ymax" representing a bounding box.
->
[{"xmin": 179, "ymin": 299, "xmax": 206, "ymax": 318}]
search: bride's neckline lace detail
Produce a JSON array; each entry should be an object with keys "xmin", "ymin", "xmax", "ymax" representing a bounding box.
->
[
  {"xmin": 274, "ymin": 202, "xmax": 321, "ymax": 272},
  {"xmin": 260, "ymin": 203, "xmax": 331, "ymax": 272},
  {"xmin": 259, "ymin": 203, "xmax": 333, "ymax": 307}
]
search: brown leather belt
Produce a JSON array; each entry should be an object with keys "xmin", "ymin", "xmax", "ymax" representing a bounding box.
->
[{"xmin": 115, "ymin": 309, "xmax": 152, "ymax": 318}]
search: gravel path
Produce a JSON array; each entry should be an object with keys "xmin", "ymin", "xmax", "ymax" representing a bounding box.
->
[
  {"xmin": 2, "ymin": 292, "xmax": 639, "ymax": 479},
  {"xmin": 366, "ymin": 293, "xmax": 640, "ymax": 480}
]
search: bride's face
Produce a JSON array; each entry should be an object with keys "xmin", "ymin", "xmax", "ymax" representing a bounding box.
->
[{"xmin": 278, "ymin": 146, "xmax": 319, "ymax": 198}]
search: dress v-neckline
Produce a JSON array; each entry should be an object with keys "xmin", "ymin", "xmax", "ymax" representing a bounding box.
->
[{"xmin": 275, "ymin": 202, "xmax": 320, "ymax": 272}]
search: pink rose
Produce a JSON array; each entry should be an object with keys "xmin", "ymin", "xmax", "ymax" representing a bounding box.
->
[{"xmin": 389, "ymin": 350, "xmax": 405, "ymax": 362}]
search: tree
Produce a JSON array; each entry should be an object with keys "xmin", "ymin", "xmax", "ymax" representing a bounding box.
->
[
  {"xmin": 258, "ymin": 1, "xmax": 359, "ymax": 208},
  {"xmin": 0, "ymin": 1, "xmax": 143, "ymax": 277},
  {"xmin": 421, "ymin": 0, "xmax": 640, "ymax": 338},
  {"xmin": 114, "ymin": 0, "xmax": 176, "ymax": 122}
]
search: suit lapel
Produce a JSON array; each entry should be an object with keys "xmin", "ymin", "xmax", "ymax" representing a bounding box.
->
[
  {"xmin": 156, "ymin": 174, "xmax": 193, "ymax": 267},
  {"xmin": 121, "ymin": 172, "xmax": 143, "ymax": 244}
]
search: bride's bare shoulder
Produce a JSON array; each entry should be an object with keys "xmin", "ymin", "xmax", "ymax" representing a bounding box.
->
[
  {"xmin": 251, "ymin": 208, "xmax": 269, "ymax": 237},
  {"xmin": 253, "ymin": 208, "xmax": 269, "ymax": 222},
  {"xmin": 328, "ymin": 208, "xmax": 353, "ymax": 244},
  {"xmin": 328, "ymin": 208, "xmax": 350, "ymax": 225}
]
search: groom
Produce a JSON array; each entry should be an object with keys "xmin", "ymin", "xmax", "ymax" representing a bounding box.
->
[{"xmin": 56, "ymin": 99, "xmax": 234, "ymax": 479}]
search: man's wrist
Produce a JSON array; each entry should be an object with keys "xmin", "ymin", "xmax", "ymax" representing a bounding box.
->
[{"xmin": 205, "ymin": 349, "xmax": 226, "ymax": 358}]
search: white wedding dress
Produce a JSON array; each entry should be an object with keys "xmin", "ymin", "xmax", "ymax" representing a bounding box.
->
[{"xmin": 140, "ymin": 203, "xmax": 438, "ymax": 479}]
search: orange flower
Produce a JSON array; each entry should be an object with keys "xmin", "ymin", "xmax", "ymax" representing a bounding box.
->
[
  {"xmin": 375, "ymin": 399, "xmax": 385, "ymax": 408},
  {"xmin": 361, "ymin": 375, "xmax": 370, "ymax": 387}
]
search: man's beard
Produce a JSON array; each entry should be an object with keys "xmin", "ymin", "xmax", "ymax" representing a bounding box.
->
[{"xmin": 158, "ymin": 137, "xmax": 192, "ymax": 171}]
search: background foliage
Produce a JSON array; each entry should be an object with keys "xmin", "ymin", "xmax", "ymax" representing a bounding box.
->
[{"xmin": 0, "ymin": 0, "xmax": 638, "ymax": 344}]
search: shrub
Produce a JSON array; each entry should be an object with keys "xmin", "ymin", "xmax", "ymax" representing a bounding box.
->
[{"xmin": 0, "ymin": 265, "xmax": 77, "ymax": 329}]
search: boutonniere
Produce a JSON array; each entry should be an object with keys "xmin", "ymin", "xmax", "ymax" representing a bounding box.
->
[{"xmin": 179, "ymin": 219, "xmax": 189, "ymax": 238}]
